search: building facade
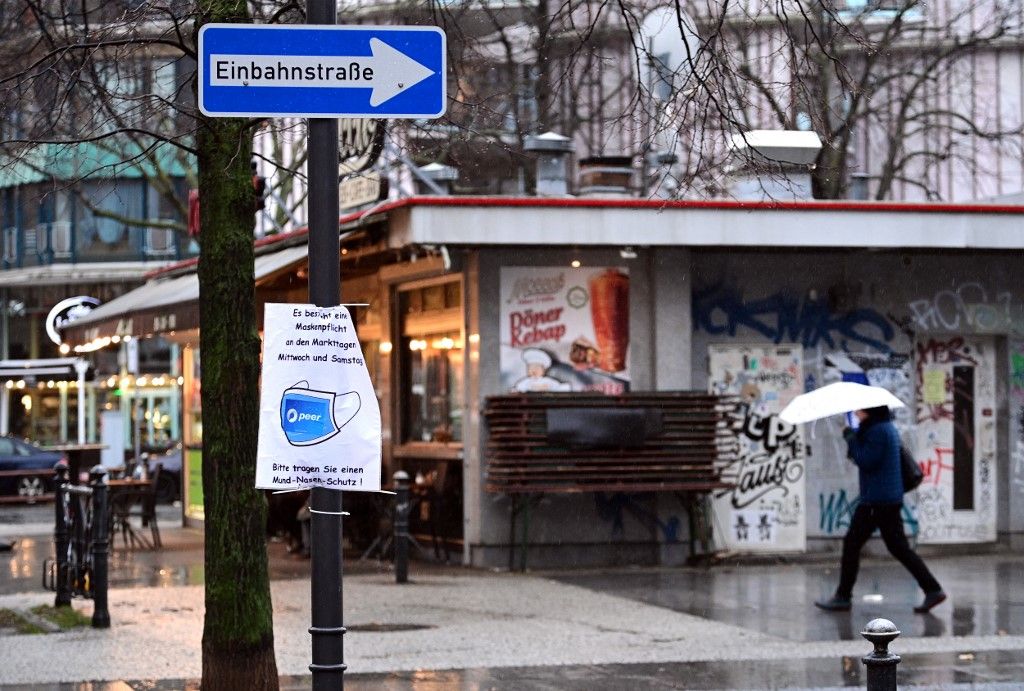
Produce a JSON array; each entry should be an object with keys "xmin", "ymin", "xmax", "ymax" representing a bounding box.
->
[{"xmin": 62, "ymin": 195, "xmax": 1024, "ymax": 566}]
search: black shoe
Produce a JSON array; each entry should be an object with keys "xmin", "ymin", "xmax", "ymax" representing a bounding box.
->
[
  {"xmin": 914, "ymin": 590, "xmax": 947, "ymax": 613},
  {"xmin": 814, "ymin": 595, "xmax": 851, "ymax": 612}
]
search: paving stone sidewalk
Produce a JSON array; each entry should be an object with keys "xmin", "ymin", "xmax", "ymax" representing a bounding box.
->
[{"xmin": 2, "ymin": 568, "xmax": 1024, "ymax": 686}]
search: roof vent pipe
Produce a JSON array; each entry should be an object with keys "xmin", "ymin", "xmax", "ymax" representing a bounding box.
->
[
  {"xmin": 524, "ymin": 131, "xmax": 575, "ymax": 196},
  {"xmin": 414, "ymin": 162, "xmax": 459, "ymax": 195},
  {"xmin": 727, "ymin": 130, "xmax": 822, "ymax": 201}
]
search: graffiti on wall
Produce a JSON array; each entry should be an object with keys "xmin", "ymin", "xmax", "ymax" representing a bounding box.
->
[
  {"xmin": 593, "ymin": 493, "xmax": 681, "ymax": 542},
  {"xmin": 694, "ymin": 285, "xmax": 895, "ymax": 352},
  {"xmin": 908, "ymin": 283, "xmax": 1024, "ymax": 335},
  {"xmin": 1010, "ymin": 342, "xmax": 1024, "ymax": 492},
  {"xmin": 915, "ymin": 336, "xmax": 997, "ymax": 544},
  {"xmin": 818, "ymin": 488, "xmax": 919, "ymax": 536},
  {"xmin": 915, "ymin": 337, "xmax": 978, "ymax": 424},
  {"xmin": 709, "ymin": 345, "xmax": 806, "ymax": 552},
  {"xmin": 696, "ymin": 278, "xmax": 1018, "ymax": 544}
]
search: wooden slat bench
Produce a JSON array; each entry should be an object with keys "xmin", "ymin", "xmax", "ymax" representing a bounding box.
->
[{"xmin": 483, "ymin": 392, "xmax": 740, "ymax": 569}]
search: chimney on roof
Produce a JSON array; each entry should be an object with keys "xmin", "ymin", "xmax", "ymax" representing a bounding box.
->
[
  {"xmin": 524, "ymin": 131, "xmax": 575, "ymax": 196},
  {"xmin": 727, "ymin": 130, "xmax": 822, "ymax": 201},
  {"xmin": 577, "ymin": 156, "xmax": 634, "ymax": 198}
]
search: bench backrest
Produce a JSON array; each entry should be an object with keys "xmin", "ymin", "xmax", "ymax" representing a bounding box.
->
[{"xmin": 484, "ymin": 392, "xmax": 740, "ymax": 494}]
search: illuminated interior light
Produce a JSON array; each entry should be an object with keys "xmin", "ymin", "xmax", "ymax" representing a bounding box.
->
[
  {"xmin": 4, "ymin": 381, "xmax": 13, "ymax": 390},
  {"xmin": 378, "ymin": 341, "xmax": 393, "ymax": 354},
  {"xmin": 468, "ymin": 333, "xmax": 480, "ymax": 344},
  {"xmin": 571, "ymin": 259, "xmax": 581, "ymax": 268},
  {"xmin": 46, "ymin": 381, "xmax": 55, "ymax": 388},
  {"xmin": 137, "ymin": 376, "xmax": 149, "ymax": 387},
  {"xmin": 107, "ymin": 376, "xmax": 117, "ymax": 388},
  {"xmin": 15, "ymin": 380, "xmax": 25, "ymax": 389},
  {"xmin": 20, "ymin": 395, "xmax": 31, "ymax": 411},
  {"xmin": 58, "ymin": 343, "xmax": 71, "ymax": 354}
]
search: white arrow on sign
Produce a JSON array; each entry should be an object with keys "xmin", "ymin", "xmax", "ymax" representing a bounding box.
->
[{"xmin": 209, "ymin": 38, "xmax": 435, "ymax": 107}]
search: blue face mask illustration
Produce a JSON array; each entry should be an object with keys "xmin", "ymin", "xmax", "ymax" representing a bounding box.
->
[{"xmin": 280, "ymin": 381, "xmax": 361, "ymax": 446}]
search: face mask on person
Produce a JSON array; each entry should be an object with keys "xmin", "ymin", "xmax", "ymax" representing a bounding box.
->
[{"xmin": 279, "ymin": 381, "xmax": 361, "ymax": 446}]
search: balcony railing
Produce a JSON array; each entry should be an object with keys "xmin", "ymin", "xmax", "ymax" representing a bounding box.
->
[{"xmin": 0, "ymin": 222, "xmax": 193, "ymax": 268}]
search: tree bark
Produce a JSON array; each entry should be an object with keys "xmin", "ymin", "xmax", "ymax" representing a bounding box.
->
[{"xmin": 195, "ymin": 4, "xmax": 279, "ymax": 689}]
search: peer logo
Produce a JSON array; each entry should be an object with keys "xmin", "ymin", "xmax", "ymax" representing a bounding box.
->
[{"xmin": 280, "ymin": 381, "xmax": 361, "ymax": 446}]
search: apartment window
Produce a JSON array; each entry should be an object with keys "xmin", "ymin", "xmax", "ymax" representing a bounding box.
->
[
  {"xmin": 76, "ymin": 180, "xmax": 145, "ymax": 254},
  {"xmin": 840, "ymin": 0, "xmax": 923, "ymax": 20},
  {"xmin": 398, "ymin": 279, "xmax": 464, "ymax": 444}
]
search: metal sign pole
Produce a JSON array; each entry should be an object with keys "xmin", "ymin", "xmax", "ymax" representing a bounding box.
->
[{"xmin": 305, "ymin": 1, "xmax": 344, "ymax": 688}]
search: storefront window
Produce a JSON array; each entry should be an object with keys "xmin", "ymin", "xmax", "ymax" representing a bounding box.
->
[{"xmin": 398, "ymin": 280, "xmax": 463, "ymax": 444}]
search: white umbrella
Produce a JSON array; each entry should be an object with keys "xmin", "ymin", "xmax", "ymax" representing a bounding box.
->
[{"xmin": 778, "ymin": 381, "xmax": 905, "ymax": 425}]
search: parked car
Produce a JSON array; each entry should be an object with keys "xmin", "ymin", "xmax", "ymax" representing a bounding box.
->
[
  {"xmin": 144, "ymin": 443, "xmax": 182, "ymax": 504},
  {"xmin": 0, "ymin": 435, "xmax": 66, "ymax": 502}
]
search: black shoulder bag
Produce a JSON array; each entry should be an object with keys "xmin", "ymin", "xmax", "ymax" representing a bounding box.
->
[{"xmin": 900, "ymin": 445, "xmax": 923, "ymax": 493}]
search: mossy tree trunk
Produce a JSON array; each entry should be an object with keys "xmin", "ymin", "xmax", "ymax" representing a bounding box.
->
[{"xmin": 194, "ymin": 3, "xmax": 279, "ymax": 689}]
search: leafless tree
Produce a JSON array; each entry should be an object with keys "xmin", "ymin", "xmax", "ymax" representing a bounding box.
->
[
  {"xmin": 664, "ymin": 0, "xmax": 1024, "ymax": 200},
  {"xmin": 0, "ymin": 2, "xmax": 284, "ymax": 688}
]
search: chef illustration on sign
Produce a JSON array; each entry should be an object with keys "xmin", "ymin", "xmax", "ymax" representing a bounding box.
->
[
  {"xmin": 279, "ymin": 380, "xmax": 361, "ymax": 446},
  {"xmin": 514, "ymin": 348, "xmax": 571, "ymax": 392}
]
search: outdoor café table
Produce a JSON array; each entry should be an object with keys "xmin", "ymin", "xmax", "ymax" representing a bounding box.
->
[
  {"xmin": 43, "ymin": 443, "xmax": 106, "ymax": 484},
  {"xmin": 107, "ymin": 478, "xmax": 160, "ymax": 550}
]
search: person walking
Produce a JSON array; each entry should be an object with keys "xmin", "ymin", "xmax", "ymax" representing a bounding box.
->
[{"xmin": 815, "ymin": 405, "xmax": 947, "ymax": 613}]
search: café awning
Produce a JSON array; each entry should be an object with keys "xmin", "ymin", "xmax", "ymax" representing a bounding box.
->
[
  {"xmin": 0, "ymin": 357, "xmax": 87, "ymax": 380},
  {"xmin": 0, "ymin": 261, "xmax": 169, "ymax": 288},
  {"xmin": 62, "ymin": 243, "xmax": 309, "ymax": 347}
]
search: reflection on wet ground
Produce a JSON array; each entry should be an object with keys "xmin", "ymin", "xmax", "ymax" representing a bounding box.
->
[
  {"xmin": 0, "ymin": 504, "xmax": 392, "ymax": 596},
  {"xmin": 3, "ymin": 650, "xmax": 1024, "ymax": 690},
  {"xmin": 342, "ymin": 650, "xmax": 1024, "ymax": 690},
  {"xmin": 549, "ymin": 552, "xmax": 1024, "ymax": 642},
  {"xmin": 3, "ymin": 502, "xmax": 1024, "ymax": 689}
]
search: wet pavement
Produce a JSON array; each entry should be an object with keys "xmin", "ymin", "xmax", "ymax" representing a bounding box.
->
[
  {"xmin": 547, "ymin": 553, "xmax": 1024, "ymax": 642},
  {"xmin": 2, "ymin": 502, "xmax": 1024, "ymax": 689},
  {"xmin": 343, "ymin": 651, "xmax": 1024, "ymax": 690},
  {"xmin": 0, "ymin": 503, "xmax": 389, "ymax": 596},
  {"xmin": 3, "ymin": 651, "xmax": 1024, "ymax": 690}
]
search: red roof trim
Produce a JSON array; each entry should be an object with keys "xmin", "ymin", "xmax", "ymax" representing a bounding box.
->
[
  {"xmin": 390, "ymin": 195, "xmax": 1024, "ymax": 215},
  {"xmin": 145, "ymin": 195, "xmax": 1024, "ymax": 279}
]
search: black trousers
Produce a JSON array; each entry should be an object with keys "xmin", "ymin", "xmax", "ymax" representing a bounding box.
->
[{"xmin": 837, "ymin": 502, "xmax": 942, "ymax": 598}]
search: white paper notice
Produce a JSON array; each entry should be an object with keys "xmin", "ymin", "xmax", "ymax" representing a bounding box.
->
[{"xmin": 256, "ymin": 303, "xmax": 381, "ymax": 492}]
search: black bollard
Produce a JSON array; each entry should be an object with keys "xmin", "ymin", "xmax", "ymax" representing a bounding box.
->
[
  {"xmin": 89, "ymin": 466, "xmax": 110, "ymax": 628},
  {"xmin": 393, "ymin": 471, "xmax": 410, "ymax": 584},
  {"xmin": 862, "ymin": 618, "xmax": 901, "ymax": 691},
  {"xmin": 53, "ymin": 461, "xmax": 71, "ymax": 607}
]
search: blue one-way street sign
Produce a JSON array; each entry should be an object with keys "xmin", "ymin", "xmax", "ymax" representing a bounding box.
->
[{"xmin": 198, "ymin": 24, "xmax": 446, "ymax": 119}]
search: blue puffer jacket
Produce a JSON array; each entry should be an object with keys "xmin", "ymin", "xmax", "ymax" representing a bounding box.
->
[{"xmin": 846, "ymin": 420, "xmax": 903, "ymax": 505}]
